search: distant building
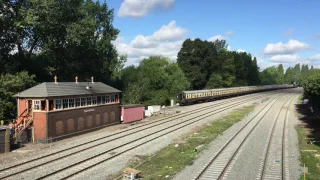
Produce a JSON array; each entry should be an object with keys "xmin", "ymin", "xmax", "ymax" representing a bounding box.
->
[{"xmin": 13, "ymin": 76, "xmax": 121, "ymax": 143}]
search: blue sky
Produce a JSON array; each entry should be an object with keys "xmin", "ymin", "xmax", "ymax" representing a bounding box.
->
[{"xmin": 105, "ymin": 0, "xmax": 320, "ymax": 70}]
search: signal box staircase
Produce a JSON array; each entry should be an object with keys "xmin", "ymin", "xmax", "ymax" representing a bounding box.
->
[{"xmin": 11, "ymin": 107, "xmax": 33, "ymax": 144}]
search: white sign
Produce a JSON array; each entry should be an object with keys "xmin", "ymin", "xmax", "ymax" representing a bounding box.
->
[{"xmin": 84, "ymin": 109, "xmax": 95, "ymax": 113}]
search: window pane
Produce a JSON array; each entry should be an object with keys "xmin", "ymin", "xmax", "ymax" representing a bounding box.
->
[
  {"xmin": 97, "ymin": 96, "xmax": 101, "ymax": 105},
  {"xmin": 75, "ymin": 98, "xmax": 80, "ymax": 107},
  {"xmin": 111, "ymin": 95, "xmax": 115, "ymax": 103},
  {"xmin": 54, "ymin": 99, "xmax": 62, "ymax": 110},
  {"xmin": 115, "ymin": 95, "xmax": 119, "ymax": 103},
  {"xmin": 102, "ymin": 96, "xmax": 106, "ymax": 104},
  {"xmin": 92, "ymin": 96, "xmax": 97, "ymax": 105},
  {"xmin": 81, "ymin": 98, "xmax": 86, "ymax": 106},
  {"xmin": 106, "ymin": 96, "xmax": 110, "ymax": 103},
  {"xmin": 69, "ymin": 99, "xmax": 74, "ymax": 108},
  {"xmin": 87, "ymin": 97, "xmax": 92, "ymax": 105},
  {"xmin": 63, "ymin": 99, "xmax": 69, "ymax": 109}
]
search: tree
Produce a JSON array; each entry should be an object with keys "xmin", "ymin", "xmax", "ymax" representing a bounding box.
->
[
  {"xmin": 206, "ymin": 50, "xmax": 235, "ymax": 88},
  {"xmin": 122, "ymin": 56, "xmax": 190, "ymax": 106},
  {"xmin": 0, "ymin": 71, "xmax": 36, "ymax": 122},
  {"xmin": 277, "ymin": 64, "xmax": 284, "ymax": 84},
  {"xmin": 302, "ymin": 69, "xmax": 320, "ymax": 110},
  {"xmin": 1, "ymin": 0, "xmax": 124, "ymax": 83}
]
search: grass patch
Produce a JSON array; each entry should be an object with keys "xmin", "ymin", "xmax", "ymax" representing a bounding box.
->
[
  {"xmin": 123, "ymin": 105, "xmax": 255, "ymax": 180},
  {"xmin": 296, "ymin": 96, "xmax": 320, "ymax": 180},
  {"xmin": 297, "ymin": 127, "xmax": 320, "ymax": 180},
  {"xmin": 297, "ymin": 95, "xmax": 303, "ymax": 104}
]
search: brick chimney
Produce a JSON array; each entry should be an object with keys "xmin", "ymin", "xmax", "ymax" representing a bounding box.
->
[
  {"xmin": 54, "ymin": 75, "xmax": 58, "ymax": 84},
  {"xmin": 75, "ymin": 76, "xmax": 78, "ymax": 83},
  {"xmin": 91, "ymin": 76, "xmax": 94, "ymax": 83}
]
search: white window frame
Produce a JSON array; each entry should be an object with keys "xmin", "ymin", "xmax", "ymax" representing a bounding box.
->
[
  {"xmin": 69, "ymin": 98, "xmax": 75, "ymax": 108},
  {"xmin": 75, "ymin": 98, "xmax": 81, "ymax": 107},
  {"xmin": 80, "ymin": 97, "xmax": 86, "ymax": 106},
  {"xmin": 63, "ymin": 99, "xmax": 69, "ymax": 109},
  {"xmin": 87, "ymin": 96, "xmax": 92, "ymax": 106},
  {"xmin": 92, "ymin": 96, "xmax": 97, "ymax": 105},
  {"xmin": 111, "ymin": 95, "xmax": 115, "ymax": 103},
  {"xmin": 54, "ymin": 99, "xmax": 62, "ymax": 110},
  {"xmin": 106, "ymin": 95, "xmax": 110, "ymax": 103},
  {"xmin": 102, "ymin": 96, "xmax": 106, "ymax": 104},
  {"xmin": 33, "ymin": 100, "xmax": 41, "ymax": 111}
]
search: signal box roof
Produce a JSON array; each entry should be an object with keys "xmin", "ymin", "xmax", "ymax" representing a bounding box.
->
[{"xmin": 13, "ymin": 82, "xmax": 121, "ymax": 98}]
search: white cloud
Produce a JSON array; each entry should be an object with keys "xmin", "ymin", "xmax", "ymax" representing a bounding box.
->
[
  {"xmin": 208, "ymin": 35, "xmax": 227, "ymax": 41},
  {"xmin": 227, "ymin": 45, "xmax": 232, "ymax": 51},
  {"xmin": 256, "ymin": 58, "xmax": 277, "ymax": 71},
  {"xmin": 118, "ymin": 0, "xmax": 175, "ymax": 18},
  {"xmin": 269, "ymin": 54, "xmax": 302, "ymax": 63},
  {"xmin": 208, "ymin": 31, "xmax": 234, "ymax": 42},
  {"xmin": 112, "ymin": 20, "xmax": 187, "ymax": 66},
  {"xmin": 236, "ymin": 49, "xmax": 246, "ymax": 53},
  {"xmin": 309, "ymin": 54, "xmax": 320, "ymax": 61},
  {"xmin": 263, "ymin": 39, "xmax": 311, "ymax": 55}
]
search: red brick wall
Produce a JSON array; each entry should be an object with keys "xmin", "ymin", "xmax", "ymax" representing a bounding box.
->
[
  {"xmin": 33, "ymin": 112, "xmax": 47, "ymax": 140},
  {"xmin": 18, "ymin": 99, "xmax": 27, "ymax": 116}
]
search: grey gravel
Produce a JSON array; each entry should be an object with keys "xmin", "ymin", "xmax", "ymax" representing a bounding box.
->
[
  {"xmin": 0, "ymin": 93, "xmax": 282, "ymax": 179},
  {"xmin": 174, "ymin": 88, "xmax": 302, "ymax": 180},
  {"xmin": 173, "ymin": 93, "xmax": 284, "ymax": 180}
]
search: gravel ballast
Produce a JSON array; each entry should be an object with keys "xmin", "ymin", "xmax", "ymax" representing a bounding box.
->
[
  {"xmin": 0, "ymin": 90, "xmax": 292, "ymax": 180},
  {"xmin": 174, "ymin": 88, "xmax": 302, "ymax": 180}
]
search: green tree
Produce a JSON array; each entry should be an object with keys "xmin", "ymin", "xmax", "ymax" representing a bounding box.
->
[
  {"xmin": 302, "ymin": 69, "xmax": 320, "ymax": 109},
  {"xmin": 277, "ymin": 64, "xmax": 284, "ymax": 84},
  {"xmin": 2, "ymin": 0, "xmax": 124, "ymax": 83},
  {"xmin": 122, "ymin": 56, "xmax": 190, "ymax": 106},
  {"xmin": 206, "ymin": 50, "xmax": 235, "ymax": 88},
  {"xmin": 0, "ymin": 71, "xmax": 36, "ymax": 121}
]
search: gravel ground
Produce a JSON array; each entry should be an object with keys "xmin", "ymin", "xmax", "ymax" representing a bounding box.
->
[
  {"xmin": 63, "ymin": 95, "xmax": 276, "ymax": 180},
  {"xmin": 0, "ymin": 92, "xmax": 268, "ymax": 165},
  {"xmin": 287, "ymin": 96, "xmax": 303, "ymax": 180},
  {"xmin": 173, "ymin": 88, "xmax": 302, "ymax": 180},
  {"xmin": 173, "ymin": 93, "xmax": 284, "ymax": 180},
  {"xmin": 0, "ymin": 92, "xmax": 276, "ymax": 179}
]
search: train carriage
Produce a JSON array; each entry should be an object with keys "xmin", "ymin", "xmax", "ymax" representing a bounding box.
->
[{"xmin": 177, "ymin": 84, "xmax": 295, "ymax": 105}]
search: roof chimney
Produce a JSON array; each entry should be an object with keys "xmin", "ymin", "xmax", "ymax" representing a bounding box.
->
[
  {"xmin": 91, "ymin": 76, "xmax": 94, "ymax": 83},
  {"xmin": 54, "ymin": 75, "xmax": 58, "ymax": 84},
  {"xmin": 75, "ymin": 76, "xmax": 78, "ymax": 83}
]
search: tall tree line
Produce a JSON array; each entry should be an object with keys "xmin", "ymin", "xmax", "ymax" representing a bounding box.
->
[{"xmin": 176, "ymin": 38, "xmax": 260, "ymax": 90}]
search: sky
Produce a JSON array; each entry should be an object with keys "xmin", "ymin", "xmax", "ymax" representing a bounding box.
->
[{"xmin": 104, "ymin": 0, "xmax": 320, "ymax": 70}]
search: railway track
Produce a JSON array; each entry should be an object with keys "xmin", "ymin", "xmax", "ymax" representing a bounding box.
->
[
  {"xmin": 0, "ymin": 91, "xmax": 280, "ymax": 180},
  {"xmin": 192, "ymin": 94, "xmax": 296, "ymax": 180},
  {"xmin": 0, "ymin": 92, "xmax": 271, "ymax": 172},
  {"xmin": 258, "ymin": 93, "xmax": 295, "ymax": 180}
]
